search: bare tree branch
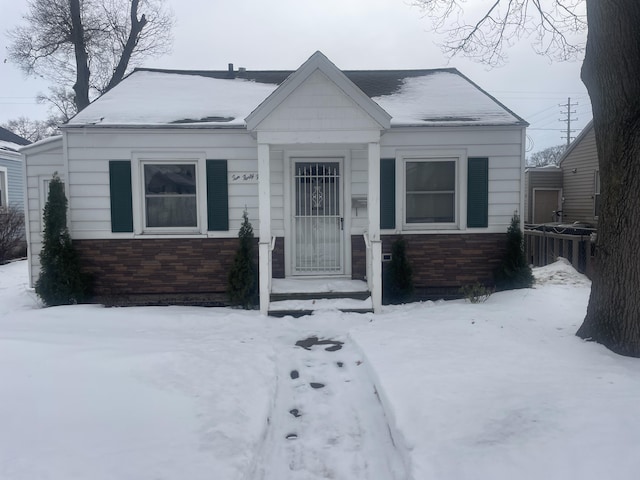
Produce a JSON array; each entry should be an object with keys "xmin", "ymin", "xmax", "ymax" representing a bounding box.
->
[
  {"xmin": 7, "ymin": 0, "xmax": 174, "ymax": 113},
  {"xmin": 412, "ymin": 0, "xmax": 587, "ymax": 66}
]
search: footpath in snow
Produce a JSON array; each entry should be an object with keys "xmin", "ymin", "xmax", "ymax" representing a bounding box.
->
[
  {"xmin": 2, "ymin": 259, "xmax": 640, "ymax": 480},
  {"xmin": 251, "ymin": 327, "xmax": 406, "ymax": 480}
]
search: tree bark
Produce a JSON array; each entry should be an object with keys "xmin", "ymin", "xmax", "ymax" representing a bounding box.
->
[
  {"xmin": 104, "ymin": 0, "xmax": 147, "ymax": 93},
  {"xmin": 68, "ymin": 0, "xmax": 90, "ymax": 111},
  {"xmin": 577, "ymin": 1, "xmax": 640, "ymax": 356}
]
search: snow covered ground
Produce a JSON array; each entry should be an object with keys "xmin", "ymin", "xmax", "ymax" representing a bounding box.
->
[{"xmin": 1, "ymin": 259, "xmax": 639, "ymax": 479}]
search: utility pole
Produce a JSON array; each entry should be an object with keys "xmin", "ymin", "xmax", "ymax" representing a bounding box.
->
[{"xmin": 559, "ymin": 97, "xmax": 578, "ymax": 147}]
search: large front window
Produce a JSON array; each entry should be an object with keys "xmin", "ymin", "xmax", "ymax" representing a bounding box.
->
[
  {"xmin": 144, "ymin": 163, "xmax": 197, "ymax": 229},
  {"xmin": 405, "ymin": 159, "xmax": 456, "ymax": 225}
]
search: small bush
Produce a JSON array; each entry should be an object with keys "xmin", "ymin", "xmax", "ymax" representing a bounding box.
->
[
  {"xmin": 0, "ymin": 205, "xmax": 25, "ymax": 263},
  {"xmin": 495, "ymin": 212, "xmax": 534, "ymax": 290},
  {"xmin": 460, "ymin": 282, "xmax": 493, "ymax": 303},
  {"xmin": 227, "ymin": 209, "xmax": 258, "ymax": 309},
  {"xmin": 35, "ymin": 174, "xmax": 89, "ymax": 305},
  {"xmin": 383, "ymin": 237, "xmax": 414, "ymax": 304}
]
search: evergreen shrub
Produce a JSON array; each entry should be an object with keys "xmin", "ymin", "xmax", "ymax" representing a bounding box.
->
[
  {"xmin": 35, "ymin": 174, "xmax": 89, "ymax": 305},
  {"xmin": 227, "ymin": 209, "xmax": 258, "ymax": 308},
  {"xmin": 494, "ymin": 212, "xmax": 534, "ymax": 290}
]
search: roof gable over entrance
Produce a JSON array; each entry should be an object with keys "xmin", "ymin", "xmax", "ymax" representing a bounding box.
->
[{"xmin": 246, "ymin": 51, "xmax": 391, "ymax": 132}]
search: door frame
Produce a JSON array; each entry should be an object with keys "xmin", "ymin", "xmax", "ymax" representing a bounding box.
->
[
  {"xmin": 532, "ymin": 188, "xmax": 562, "ymax": 224},
  {"xmin": 284, "ymin": 150, "xmax": 352, "ymax": 277}
]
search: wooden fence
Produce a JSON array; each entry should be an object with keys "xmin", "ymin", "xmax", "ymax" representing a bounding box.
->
[{"xmin": 524, "ymin": 227, "xmax": 596, "ymax": 278}]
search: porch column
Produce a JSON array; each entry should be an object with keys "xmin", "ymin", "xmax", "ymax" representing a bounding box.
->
[
  {"xmin": 368, "ymin": 141, "xmax": 382, "ymax": 313},
  {"xmin": 257, "ymin": 142, "xmax": 271, "ymax": 314}
]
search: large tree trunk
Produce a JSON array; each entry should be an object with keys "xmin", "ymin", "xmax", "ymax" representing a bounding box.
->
[
  {"xmin": 104, "ymin": 0, "xmax": 147, "ymax": 93},
  {"xmin": 69, "ymin": 0, "xmax": 90, "ymax": 111},
  {"xmin": 577, "ymin": 1, "xmax": 640, "ymax": 356}
]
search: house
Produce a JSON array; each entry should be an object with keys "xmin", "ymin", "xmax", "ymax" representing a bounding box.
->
[
  {"xmin": 558, "ymin": 121, "xmax": 599, "ymax": 226},
  {"xmin": 21, "ymin": 51, "xmax": 528, "ymax": 313},
  {"xmin": 523, "ymin": 121, "xmax": 597, "ymax": 276},
  {"xmin": 0, "ymin": 126, "xmax": 30, "ymax": 212}
]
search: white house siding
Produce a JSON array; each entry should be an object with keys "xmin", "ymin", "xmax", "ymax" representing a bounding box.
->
[
  {"xmin": 23, "ymin": 138, "xmax": 65, "ymax": 285},
  {"xmin": 0, "ymin": 154, "xmax": 24, "ymax": 211},
  {"xmin": 257, "ymin": 70, "xmax": 382, "ymax": 133},
  {"xmin": 64, "ymin": 128, "xmax": 261, "ymax": 239},
  {"xmin": 269, "ymin": 149, "xmax": 285, "ymax": 235},
  {"xmin": 350, "ymin": 147, "xmax": 369, "ymax": 233},
  {"xmin": 381, "ymin": 126, "xmax": 524, "ymax": 233}
]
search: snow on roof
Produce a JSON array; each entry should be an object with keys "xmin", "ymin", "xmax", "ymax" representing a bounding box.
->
[
  {"xmin": 67, "ymin": 68, "xmax": 525, "ymax": 128},
  {"xmin": 69, "ymin": 71, "xmax": 279, "ymax": 127},
  {"xmin": 0, "ymin": 140, "xmax": 25, "ymax": 156},
  {"xmin": 0, "ymin": 127, "xmax": 30, "ymax": 154},
  {"xmin": 373, "ymin": 72, "xmax": 523, "ymax": 126}
]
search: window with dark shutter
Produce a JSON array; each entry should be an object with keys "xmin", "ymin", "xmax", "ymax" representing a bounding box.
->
[
  {"xmin": 207, "ymin": 160, "xmax": 229, "ymax": 231},
  {"xmin": 380, "ymin": 158, "xmax": 395, "ymax": 229},
  {"xmin": 109, "ymin": 160, "xmax": 133, "ymax": 232}
]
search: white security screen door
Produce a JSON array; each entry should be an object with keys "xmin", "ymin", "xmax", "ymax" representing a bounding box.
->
[{"xmin": 293, "ymin": 160, "xmax": 343, "ymax": 275}]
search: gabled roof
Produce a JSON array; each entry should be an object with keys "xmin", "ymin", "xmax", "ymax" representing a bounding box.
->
[
  {"xmin": 558, "ymin": 120, "xmax": 594, "ymax": 166},
  {"xmin": 0, "ymin": 126, "xmax": 30, "ymax": 154},
  {"xmin": 66, "ymin": 52, "xmax": 527, "ymax": 128},
  {"xmin": 246, "ymin": 51, "xmax": 391, "ymax": 130}
]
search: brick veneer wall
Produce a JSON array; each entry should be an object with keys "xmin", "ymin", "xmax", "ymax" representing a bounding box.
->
[
  {"xmin": 381, "ymin": 233, "xmax": 506, "ymax": 297},
  {"xmin": 74, "ymin": 238, "xmax": 264, "ymax": 305}
]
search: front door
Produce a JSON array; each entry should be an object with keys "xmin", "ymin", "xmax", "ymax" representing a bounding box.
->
[{"xmin": 293, "ymin": 159, "xmax": 344, "ymax": 275}]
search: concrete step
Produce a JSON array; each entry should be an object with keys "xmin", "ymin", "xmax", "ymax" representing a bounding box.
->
[{"xmin": 267, "ymin": 295, "xmax": 373, "ymax": 317}]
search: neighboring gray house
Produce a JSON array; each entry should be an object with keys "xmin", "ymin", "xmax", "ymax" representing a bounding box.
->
[
  {"xmin": 21, "ymin": 51, "xmax": 528, "ymax": 313},
  {"xmin": 558, "ymin": 121, "xmax": 598, "ymax": 227},
  {"xmin": 0, "ymin": 127, "xmax": 30, "ymax": 212}
]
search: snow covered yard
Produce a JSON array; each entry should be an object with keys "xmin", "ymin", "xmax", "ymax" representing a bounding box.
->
[{"xmin": 1, "ymin": 259, "xmax": 640, "ymax": 479}]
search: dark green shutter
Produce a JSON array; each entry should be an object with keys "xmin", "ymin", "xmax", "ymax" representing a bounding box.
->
[
  {"xmin": 467, "ymin": 157, "xmax": 489, "ymax": 228},
  {"xmin": 207, "ymin": 160, "xmax": 229, "ymax": 231},
  {"xmin": 380, "ymin": 158, "xmax": 396, "ymax": 230},
  {"xmin": 109, "ymin": 160, "xmax": 133, "ymax": 232}
]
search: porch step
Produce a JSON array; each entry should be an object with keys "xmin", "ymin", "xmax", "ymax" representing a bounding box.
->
[
  {"xmin": 268, "ymin": 278, "xmax": 373, "ymax": 317},
  {"xmin": 268, "ymin": 297, "xmax": 374, "ymax": 317},
  {"xmin": 270, "ymin": 290, "xmax": 371, "ymax": 302}
]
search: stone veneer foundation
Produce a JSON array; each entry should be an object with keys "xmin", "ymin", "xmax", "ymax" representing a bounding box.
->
[{"xmin": 75, "ymin": 233, "xmax": 505, "ymax": 305}]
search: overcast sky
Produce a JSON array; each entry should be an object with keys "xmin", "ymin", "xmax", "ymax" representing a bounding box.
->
[{"xmin": 0, "ymin": 0, "xmax": 591, "ymax": 154}]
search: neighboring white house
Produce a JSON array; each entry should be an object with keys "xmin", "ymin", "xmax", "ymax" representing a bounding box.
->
[
  {"xmin": 22, "ymin": 51, "xmax": 528, "ymax": 313},
  {"xmin": 0, "ymin": 126, "xmax": 30, "ymax": 212}
]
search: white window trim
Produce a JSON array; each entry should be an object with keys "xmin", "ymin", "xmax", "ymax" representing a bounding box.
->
[
  {"xmin": 397, "ymin": 150, "xmax": 468, "ymax": 232},
  {"xmin": 131, "ymin": 152, "xmax": 207, "ymax": 235},
  {"xmin": 0, "ymin": 166, "xmax": 7, "ymax": 209}
]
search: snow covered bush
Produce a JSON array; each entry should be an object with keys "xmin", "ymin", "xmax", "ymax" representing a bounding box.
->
[
  {"xmin": 227, "ymin": 209, "xmax": 258, "ymax": 309},
  {"xmin": 494, "ymin": 212, "xmax": 534, "ymax": 290},
  {"xmin": 35, "ymin": 173, "xmax": 89, "ymax": 306},
  {"xmin": 460, "ymin": 282, "xmax": 493, "ymax": 303},
  {"xmin": 383, "ymin": 237, "xmax": 413, "ymax": 304}
]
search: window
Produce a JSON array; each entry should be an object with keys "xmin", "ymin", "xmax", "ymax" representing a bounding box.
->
[
  {"xmin": 594, "ymin": 169, "xmax": 600, "ymax": 218},
  {"xmin": 405, "ymin": 159, "xmax": 457, "ymax": 225},
  {"xmin": 0, "ymin": 168, "xmax": 7, "ymax": 209},
  {"xmin": 143, "ymin": 163, "xmax": 197, "ymax": 229}
]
